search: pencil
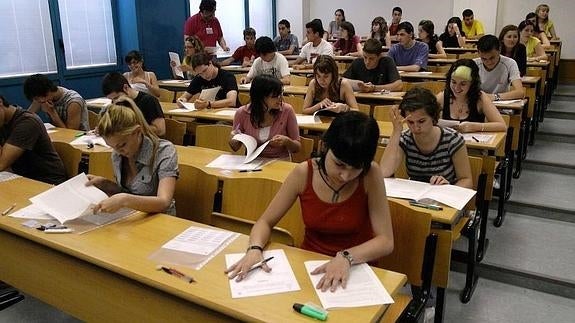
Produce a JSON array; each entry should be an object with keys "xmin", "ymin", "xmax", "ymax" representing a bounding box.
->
[{"xmin": 1, "ymin": 203, "xmax": 16, "ymax": 216}]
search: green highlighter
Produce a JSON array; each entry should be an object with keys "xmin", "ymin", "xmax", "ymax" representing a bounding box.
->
[{"xmin": 293, "ymin": 303, "xmax": 328, "ymax": 321}]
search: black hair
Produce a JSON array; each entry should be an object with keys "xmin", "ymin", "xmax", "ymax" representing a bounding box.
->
[
  {"xmin": 243, "ymin": 27, "xmax": 256, "ymax": 39},
  {"xmin": 319, "ymin": 111, "xmax": 379, "ymax": 175},
  {"xmin": 278, "ymin": 19, "xmax": 290, "ymax": 29},
  {"xmin": 477, "ymin": 34, "xmax": 500, "ymax": 52},
  {"xmin": 444, "ymin": 17, "xmax": 465, "ymax": 37},
  {"xmin": 444, "ymin": 59, "xmax": 482, "ymax": 117},
  {"xmin": 0, "ymin": 95, "xmax": 10, "ymax": 107},
  {"xmin": 525, "ymin": 12, "xmax": 543, "ymax": 33},
  {"xmin": 306, "ymin": 19, "xmax": 325, "ymax": 36},
  {"xmin": 363, "ymin": 38, "xmax": 383, "ymax": 55},
  {"xmin": 23, "ymin": 74, "xmax": 58, "ymax": 101},
  {"xmin": 248, "ymin": 75, "xmax": 283, "ymax": 128},
  {"xmin": 371, "ymin": 16, "xmax": 389, "ymax": 43},
  {"xmin": 392, "ymin": 7, "xmax": 402, "ymax": 14},
  {"xmin": 124, "ymin": 50, "xmax": 143, "ymax": 64},
  {"xmin": 399, "ymin": 87, "xmax": 441, "ymax": 125},
  {"xmin": 335, "ymin": 8, "xmax": 346, "ymax": 21},
  {"xmin": 462, "ymin": 9, "xmax": 474, "ymax": 17},
  {"xmin": 102, "ymin": 72, "xmax": 130, "ymax": 96},
  {"xmin": 255, "ymin": 36, "xmax": 276, "ymax": 55},
  {"xmin": 419, "ymin": 20, "xmax": 436, "ymax": 40},
  {"xmin": 398, "ymin": 21, "xmax": 414, "ymax": 37},
  {"xmin": 199, "ymin": 0, "xmax": 216, "ymax": 12},
  {"xmin": 339, "ymin": 21, "xmax": 355, "ymax": 39},
  {"xmin": 190, "ymin": 52, "xmax": 219, "ymax": 69},
  {"xmin": 518, "ymin": 20, "xmax": 535, "ymax": 33}
]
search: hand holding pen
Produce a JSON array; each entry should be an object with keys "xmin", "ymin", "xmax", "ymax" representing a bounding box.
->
[{"xmin": 225, "ymin": 254, "xmax": 274, "ymax": 282}]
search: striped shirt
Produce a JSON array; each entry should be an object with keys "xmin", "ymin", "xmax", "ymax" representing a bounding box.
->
[{"xmin": 399, "ymin": 127, "xmax": 465, "ymax": 184}]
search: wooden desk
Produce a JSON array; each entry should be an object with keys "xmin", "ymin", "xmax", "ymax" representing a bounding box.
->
[
  {"xmin": 399, "ymin": 71, "xmax": 447, "ymax": 81},
  {"xmin": 0, "ymin": 176, "xmax": 406, "ymax": 323}
]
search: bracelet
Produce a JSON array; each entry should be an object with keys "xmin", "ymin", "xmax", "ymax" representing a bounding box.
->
[{"xmin": 247, "ymin": 245, "xmax": 263, "ymax": 253}]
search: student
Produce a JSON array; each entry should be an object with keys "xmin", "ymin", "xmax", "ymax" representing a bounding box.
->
[
  {"xmin": 183, "ymin": 0, "xmax": 229, "ymax": 53},
  {"xmin": 292, "ymin": 19, "xmax": 334, "ymax": 69},
  {"xmin": 123, "ymin": 50, "xmax": 162, "ymax": 98},
  {"xmin": 370, "ymin": 16, "xmax": 391, "ymax": 48},
  {"xmin": 499, "ymin": 25, "xmax": 527, "ymax": 77},
  {"xmin": 387, "ymin": 22, "xmax": 429, "ymax": 72},
  {"xmin": 389, "ymin": 7, "xmax": 403, "ymax": 41},
  {"xmin": 518, "ymin": 20, "xmax": 548, "ymax": 62},
  {"xmin": 23, "ymin": 74, "xmax": 89, "ymax": 131},
  {"xmin": 328, "ymin": 8, "xmax": 346, "ymax": 39},
  {"xmin": 535, "ymin": 4, "xmax": 557, "ymax": 40},
  {"xmin": 226, "ymin": 111, "xmax": 394, "ymax": 292},
  {"xmin": 439, "ymin": 17, "xmax": 466, "ymax": 48},
  {"xmin": 86, "ymin": 96, "xmax": 178, "ymax": 215},
  {"xmin": 473, "ymin": 35, "xmax": 525, "ymax": 101},
  {"xmin": 436, "ymin": 59, "xmax": 506, "ymax": 133},
  {"xmin": 380, "ymin": 87, "xmax": 473, "ymax": 188},
  {"xmin": 221, "ymin": 28, "xmax": 257, "ymax": 67},
  {"xmin": 241, "ymin": 37, "xmax": 290, "ymax": 85},
  {"xmin": 230, "ymin": 75, "xmax": 300, "ymax": 160},
  {"xmin": 0, "ymin": 95, "xmax": 66, "ymax": 185},
  {"xmin": 170, "ymin": 36, "xmax": 205, "ymax": 79},
  {"xmin": 273, "ymin": 19, "xmax": 300, "ymax": 56},
  {"xmin": 462, "ymin": 9, "xmax": 485, "ymax": 39},
  {"xmin": 418, "ymin": 20, "xmax": 447, "ymax": 58},
  {"xmin": 302, "ymin": 55, "xmax": 358, "ymax": 115},
  {"xmin": 342, "ymin": 38, "xmax": 402, "ymax": 92},
  {"xmin": 525, "ymin": 12, "xmax": 550, "ymax": 46},
  {"xmin": 178, "ymin": 53, "xmax": 239, "ymax": 109},
  {"xmin": 101, "ymin": 72, "xmax": 166, "ymax": 137},
  {"xmin": 333, "ymin": 21, "xmax": 363, "ymax": 57}
]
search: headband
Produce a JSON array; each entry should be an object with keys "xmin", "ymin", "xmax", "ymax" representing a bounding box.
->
[{"xmin": 451, "ymin": 66, "xmax": 472, "ymax": 81}]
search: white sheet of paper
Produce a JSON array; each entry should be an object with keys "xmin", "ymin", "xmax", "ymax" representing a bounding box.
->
[
  {"xmin": 296, "ymin": 115, "xmax": 320, "ymax": 124},
  {"xmin": 214, "ymin": 109, "xmax": 237, "ymax": 116},
  {"xmin": 9, "ymin": 204, "xmax": 54, "ymax": 220},
  {"xmin": 199, "ymin": 86, "xmax": 221, "ymax": 101},
  {"xmin": 86, "ymin": 98, "xmax": 112, "ymax": 105},
  {"xmin": 437, "ymin": 119, "xmax": 461, "ymax": 128},
  {"xmin": 44, "ymin": 123, "xmax": 55, "ymax": 130},
  {"xmin": 169, "ymin": 52, "xmax": 184, "ymax": 78},
  {"xmin": 169, "ymin": 108, "xmax": 196, "ymax": 113},
  {"xmin": 176, "ymin": 100, "xmax": 196, "ymax": 111},
  {"xmin": 162, "ymin": 226, "xmax": 236, "ymax": 256},
  {"xmin": 462, "ymin": 133, "xmax": 495, "ymax": 143},
  {"xmin": 162, "ymin": 80, "xmax": 190, "ymax": 84},
  {"xmin": 0, "ymin": 171, "xmax": 21, "ymax": 183},
  {"xmin": 225, "ymin": 249, "xmax": 300, "ymax": 298},
  {"xmin": 232, "ymin": 133, "xmax": 271, "ymax": 163},
  {"xmin": 206, "ymin": 154, "xmax": 267, "ymax": 171},
  {"xmin": 304, "ymin": 261, "xmax": 394, "ymax": 309},
  {"xmin": 384, "ymin": 178, "xmax": 476, "ymax": 210},
  {"xmin": 70, "ymin": 134, "xmax": 110, "ymax": 148},
  {"xmin": 238, "ymin": 83, "xmax": 251, "ymax": 90}
]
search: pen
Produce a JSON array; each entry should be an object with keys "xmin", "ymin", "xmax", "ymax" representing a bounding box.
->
[
  {"xmin": 157, "ymin": 265, "xmax": 195, "ymax": 283},
  {"xmin": 239, "ymin": 169, "xmax": 262, "ymax": 173},
  {"xmin": 75, "ymin": 132, "xmax": 86, "ymax": 137},
  {"xmin": 409, "ymin": 201, "xmax": 443, "ymax": 211},
  {"xmin": 472, "ymin": 136, "xmax": 479, "ymax": 142},
  {"xmin": 1, "ymin": 203, "xmax": 16, "ymax": 216},
  {"xmin": 247, "ymin": 256, "xmax": 274, "ymax": 273}
]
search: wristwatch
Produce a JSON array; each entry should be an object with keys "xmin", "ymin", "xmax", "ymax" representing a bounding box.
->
[
  {"xmin": 338, "ymin": 250, "xmax": 353, "ymax": 266},
  {"xmin": 493, "ymin": 93, "xmax": 501, "ymax": 101}
]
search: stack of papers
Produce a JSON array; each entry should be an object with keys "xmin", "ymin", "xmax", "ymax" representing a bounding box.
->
[
  {"xmin": 305, "ymin": 261, "xmax": 393, "ymax": 309},
  {"xmin": 462, "ymin": 133, "xmax": 495, "ymax": 143},
  {"xmin": 206, "ymin": 155, "xmax": 270, "ymax": 171},
  {"xmin": 384, "ymin": 178, "xmax": 476, "ymax": 210},
  {"xmin": 0, "ymin": 171, "xmax": 21, "ymax": 183},
  {"xmin": 70, "ymin": 134, "xmax": 110, "ymax": 147}
]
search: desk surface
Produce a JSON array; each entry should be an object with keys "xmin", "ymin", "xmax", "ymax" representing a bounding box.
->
[{"xmin": 0, "ymin": 176, "xmax": 407, "ymax": 322}]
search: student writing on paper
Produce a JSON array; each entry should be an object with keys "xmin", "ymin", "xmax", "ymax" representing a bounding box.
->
[
  {"xmin": 436, "ymin": 60, "xmax": 506, "ymax": 133},
  {"xmin": 0, "ymin": 95, "xmax": 66, "ymax": 185},
  {"xmin": 226, "ymin": 112, "xmax": 394, "ymax": 292},
  {"xmin": 102, "ymin": 72, "xmax": 166, "ymax": 137},
  {"xmin": 387, "ymin": 22, "xmax": 429, "ymax": 72},
  {"xmin": 86, "ymin": 97, "xmax": 178, "ymax": 215},
  {"xmin": 123, "ymin": 50, "xmax": 162, "ymax": 98},
  {"xmin": 230, "ymin": 75, "xmax": 300, "ymax": 160},
  {"xmin": 380, "ymin": 88, "xmax": 473, "ymax": 188},
  {"xmin": 302, "ymin": 55, "xmax": 358, "ymax": 115},
  {"xmin": 178, "ymin": 53, "xmax": 239, "ymax": 109},
  {"xmin": 23, "ymin": 74, "xmax": 90, "ymax": 131},
  {"xmin": 170, "ymin": 36, "xmax": 205, "ymax": 79}
]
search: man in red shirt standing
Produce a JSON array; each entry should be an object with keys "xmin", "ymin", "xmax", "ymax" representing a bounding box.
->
[{"xmin": 183, "ymin": 0, "xmax": 230, "ymax": 54}]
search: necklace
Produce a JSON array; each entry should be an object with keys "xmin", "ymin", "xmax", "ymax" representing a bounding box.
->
[
  {"xmin": 452, "ymin": 100, "xmax": 468, "ymax": 118},
  {"xmin": 317, "ymin": 167, "xmax": 349, "ymax": 203}
]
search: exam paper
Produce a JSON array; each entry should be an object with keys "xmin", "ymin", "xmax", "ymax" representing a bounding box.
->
[
  {"xmin": 462, "ymin": 133, "xmax": 494, "ymax": 143},
  {"xmin": 384, "ymin": 178, "xmax": 476, "ymax": 210},
  {"xmin": 199, "ymin": 86, "xmax": 221, "ymax": 101},
  {"xmin": 206, "ymin": 154, "xmax": 268, "ymax": 171},
  {"xmin": 296, "ymin": 115, "xmax": 321, "ymax": 124},
  {"xmin": 225, "ymin": 249, "xmax": 300, "ymax": 298},
  {"xmin": 0, "ymin": 171, "xmax": 21, "ymax": 183},
  {"xmin": 162, "ymin": 226, "xmax": 236, "ymax": 256},
  {"xmin": 70, "ymin": 134, "xmax": 110, "ymax": 147},
  {"xmin": 214, "ymin": 109, "xmax": 237, "ymax": 116},
  {"xmin": 304, "ymin": 261, "xmax": 394, "ymax": 309},
  {"xmin": 9, "ymin": 204, "xmax": 54, "ymax": 220},
  {"xmin": 86, "ymin": 98, "xmax": 112, "ymax": 105},
  {"xmin": 168, "ymin": 52, "xmax": 184, "ymax": 78}
]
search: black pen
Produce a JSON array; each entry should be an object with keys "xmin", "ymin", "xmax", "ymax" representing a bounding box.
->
[
  {"xmin": 239, "ymin": 169, "xmax": 262, "ymax": 173},
  {"xmin": 472, "ymin": 136, "xmax": 480, "ymax": 142},
  {"xmin": 247, "ymin": 256, "xmax": 274, "ymax": 273}
]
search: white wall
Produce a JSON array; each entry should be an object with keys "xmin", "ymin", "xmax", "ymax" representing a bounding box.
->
[{"xmin": 277, "ymin": 0, "xmax": 573, "ymax": 58}]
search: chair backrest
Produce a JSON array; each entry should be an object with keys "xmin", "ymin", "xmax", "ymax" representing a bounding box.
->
[
  {"xmin": 372, "ymin": 105, "xmax": 394, "ymax": 122},
  {"xmin": 88, "ymin": 110, "xmax": 100, "ymax": 130},
  {"xmin": 52, "ymin": 142, "xmax": 82, "ymax": 179},
  {"xmin": 282, "ymin": 95, "xmax": 304, "ymax": 114},
  {"xmin": 336, "ymin": 62, "xmax": 348, "ymax": 73},
  {"xmin": 159, "ymin": 88, "xmax": 175, "ymax": 103},
  {"xmin": 174, "ymin": 164, "xmax": 218, "ymax": 223},
  {"xmin": 234, "ymin": 73, "xmax": 247, "ymax": 84},
  {"xmin": 427, "ymin": 65, "xmax": 451, "ymax": 74},
  {"xmin": 357, "ymin": 103, "xmax": 371, "ymax": 116},
  {"xmin": 403, "ymin": 81, "xmax": 446, "ymax": 95},
  {"xmin": 289, "ymin": 74, "xmax": 307, "ymax": 86},
  {"xmin": 290, "ymin": 136, "xmax": 315, "ymax": 163},
  {"xmin": 195, "ymin": 124, "xmax": 234, "ymax": 152},
  {"xmin": 211, "ymin": 212, "xmax": 295, "ymax": 246},
  {"xmin": 164, "ymin": 118, "xmax": 187, "ymax": 145},
  {"xmin": 445, "ymin": 53, "xmax": 457, "ymax": 59},
  {"xmin": 221, "ymin": 177, "xmax": 305, "ymax": 246},
  {"xmin": 458, "ymin": 52, "xmax": 479, "ymax": 59},
  {"xmin": 88, "ymin": 151, "xmax": 115, "ymax": 181},
  {"xmin": 238, "ymin": 92, "xmax": 251, "ymax": 106}
]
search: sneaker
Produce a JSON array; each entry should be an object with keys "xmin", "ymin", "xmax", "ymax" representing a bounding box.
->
[{"xmin": 493, "ymin": 174, "xmax": 501, "ymax": 190}]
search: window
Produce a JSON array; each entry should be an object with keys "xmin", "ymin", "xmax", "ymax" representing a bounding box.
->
[{"xmin": 0, "ymin": 0, "xmax": 118, "ymax": 79}]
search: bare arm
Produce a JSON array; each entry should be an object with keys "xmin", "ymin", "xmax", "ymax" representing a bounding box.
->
[
  {"xmin": 498, "ymin": 79, "xmax": 525, "ymax": 100},
  {"xmin": 380, "ymin": 106, "xmax": 405, "ymax": 177},
  {"xmin": 218, "ymin": 37, "xmax": 230, "ymax": 52},
  {"xmin": 0, "ymin": 144, "xmax": 24, "ymax": 171},
  {"xmin": 452, "ymin": 145, "xmax": 473, "ymax": 189},
  {"xmin": 528, "ymin": 43, "xmax": 548, "ymax": 62},
  {"xmin": 340, "ymin": 79, "xmax": 359, "ymax": 110},
  {"xmin": 429, "ymin": 41, "xmax": 447, "ymax": 59},
  {"xmin": 150, "ymin": 117, "xmax": 166, "ymax": 137}
]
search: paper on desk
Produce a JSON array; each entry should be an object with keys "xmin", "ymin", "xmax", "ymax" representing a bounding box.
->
[
  {"xmin": 437, "ymin": 119, "xmax": 461, "ymax": 129},
  {"xmin": 175, "ymin": 100, "xmax": 196, "ymax": 111},
  {"xmin": 238, "ymin": 83, "xmax": 251, "ymax": 90},
  {"xmin": 462, "ymin": 133, "xmax": 494, "ymax": 143},
  {"xmin": 225, "ymin": 249, "xmax": 300, "ymax": 298},
  {"xmin": 232, "ymin": 133, "xmax": 270, "ymax": 163},
  {"xmin": 0, "ymin": 171, "xmax": 21, "ymax": 183},
  {"xmin": 86, "ymin": 98, "xmax": 112, "ymax": 106},
  {"xmin": 199, "ymin": 86, "xmax": 221, "ymax": 101},
  {"xmin": 70, "ymin": 134, "xmax": 110, "ymax": 148},
  {"xmin": 296, "ymin": 114, "xmax": 321, "ymax": 124},
  {"xmin": 161, "ymin": 80, "xmax": 190, "ymax": 84},
  {"xmin": 214, "ymin": 109, "xmax": 237, "ymax": 116},
  {"xmin": 384, "ymin": 178, "xmax": 476, "ymax": 210},
  {"xmin": 9, "ymin": 204, "xmax": 54, "ymax": 220},
  {"xmin": 162, "ymin": 226, "xmax": 236, "ymax": 256},
  {"xmin": 44, "ymin": 123, "xmax": 55, "ymax": 130},
  {"xmin": 169, "ymin": 52, "xmax": 185, "ymax": 78},
  {"xmin": 206, "ymin": 154, "xmax": 269, "ymax": 171},
  {"xmin": 417, "ymin": 71, "xmax": 433, "ymax": 74},
  {"xmin": 304, "ymin": 261, "xmax": 393, "ymax": 309}
]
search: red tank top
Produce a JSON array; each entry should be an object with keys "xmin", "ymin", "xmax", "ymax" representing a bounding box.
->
[{"xmin": 299, "ymin": 160, "xmax": 373, "ymax": 256}]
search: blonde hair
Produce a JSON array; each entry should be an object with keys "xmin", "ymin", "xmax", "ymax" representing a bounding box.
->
[{"xmin": 97, "ymin": 95, "xmax": 159, "ymax": 166}]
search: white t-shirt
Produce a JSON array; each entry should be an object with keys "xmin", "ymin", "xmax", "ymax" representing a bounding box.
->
[
  {"xmin": 247, "ymin": 53, "xmax": 290, "ymax": 80},
  {"xmin": 299, "ymin": 39, "xmax": 334, "ymax": 63},
  {"xmin": 473, "ymin": 55, "xmax": 521, "ymax": 94}
]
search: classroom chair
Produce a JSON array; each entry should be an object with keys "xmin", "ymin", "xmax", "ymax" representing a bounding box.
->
[
  {"xmin": 238, "ymin": 92, "xmax": 251, "ymax": 106},
  {"xmin": 289, "ymin": 74, "xmax": 307, "ymax": 86},
  {"xmin": 458, "ymin": 52, "xmax": 479, "ymax": 59},
  {"xmin": 234, "ymin": 73, "xmax": 247, "ymax": 84},
  {"xmin": 88, "ymin": 110, "xmax": 100, "ymax": 129},
  {"xmin": 372, "ymin": 105, "xmax": 394, "ymax": 122},
  {"xmin": 158, "ymin": 88, "xmax": 175, "ymax": 103},
  {"xmin": 174, "ymin": 164, "xmax": 219, "ymax": 223},
  {"xmin": 88, "ymin": 151, "xmax": 115, "ymax": 181},
  {"xmin": 290, "ymin": 136, "xmax": 315, "ymax": 163},
  {"xmin": 53, "ymin": 142, "xmax": 82, "ymax": 179},
  {"xmin": 427, "ymin": 65, "xmax": 451, "ymax": 74},
  {"xmin": 0, "ymin": 289, "xmax": 24, "ymax": 311},
  {"xmin": 164, "ymin": 118, "xmax": 187, "ymax": 145},
  {"xmin": 211, "ymin": 212, "xmax": 295, "ymax": 246},
  {"xmin": 445, "ymin": 53, "xmax": 457, "ymax": 59},
  {"xmin": 493, "ymin": 116, "xmax": 514, "ymax": 228},
  {"xmin": 403, "ymin": 81, "xmax": 446, "ymax": 95},
  {"xmin": 336, "ymin": 62, "xmax": 348, "ymax": 74},
  {"xmin": 357, "ymin": 103, "xmax": 371, "ymax": 116},
  {"xmin": 282, "ymin": 95, "xmax": 304, "ymax": 114},
  {"xmin": 195, "ymin": 124, "xmax": 235, "ymax": 153}
]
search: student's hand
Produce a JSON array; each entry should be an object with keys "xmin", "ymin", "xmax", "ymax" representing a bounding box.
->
[
  {"xmin": 240, "ymin": 77, "xmax": 248, "ymax": 84},
  {"xmin": 452, "ymin": 23, "xmax": 460, "ymax": 34},
  {"xmin": 223, "ymin": 46, "xmax": 230, "ymax": 52},
  {"xmin": 390, "ymin": 105, "xmax": 405, "ymax": 133},
  {"xmin": 317, "ymin": 98, "xmax": 334, "ymax": 111},
  {"xmin": 358, "ymin": 82, "xmax": 375, "ymax": 93},
  {"xmin": 269, "ymin": 135, "xmax": 290, "ymax": 147},
  {"xmin": 326, "ymin": 103, "xmax": 350, "ymax": 113},
  {"xmin": 85, "ymin": 174, "xmax": 108, "ymax": 190},
  {"xmin": 310, "ymin": 256, "xmax": 351, "ymax": 292},
  {"xmin": 38, "ymin": 100, "xmax": 55, "ymax": 114},
  {"xmin": 430, "ymin": 175, "xmax": 449, "ymax": 185},
  {"xmin": 176, "ymin": 98, "xmax": 187, "ymax": 108},
  {"xmin": 224, "ymin": 249, "xmax": 269, "ymax": 282},
  {"xmin": 170, "ymin": 61, "xmax": 177, "ymax": 67},
  {"xmin": 194, "ymin": 99, "xmax": 209, "ymax": 110},
  {"xmin": 456, "ymin": 121, "xmax": 477, "ymax": 133},
  {"xmin": 93, "ymin": 193, "xmax": 128, "ymax": 214},
  {"xmin": 292, "ymin": 64, "xmax": 306, "ymax": 70}
]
